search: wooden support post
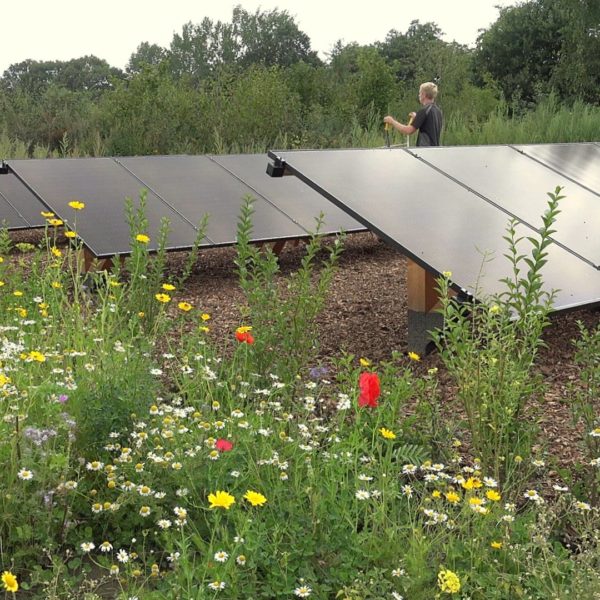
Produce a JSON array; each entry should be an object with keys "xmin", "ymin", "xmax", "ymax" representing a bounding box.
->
[
  {"xmin": 407, "ymin": 259, "xmax": 440, "ymax": 313},
  {"xmin": 406, "ymin": 258, "xmax": 444, "ymax": 355},
  {"xmin": 81, "ymin": 247, "xmax": 123, "ymax": 273},
  {"xmin": 271, "ymin": 239, "xmax": 287, "ymax": 256}
]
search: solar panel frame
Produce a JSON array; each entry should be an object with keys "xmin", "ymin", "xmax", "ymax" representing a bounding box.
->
[
  {"xmin": 0, "ymin": 170, "xmax": 47, "ymax": 229},
  {"xmin": 268, "ymin": 148, "xmax": 600, "ymax": 312}
]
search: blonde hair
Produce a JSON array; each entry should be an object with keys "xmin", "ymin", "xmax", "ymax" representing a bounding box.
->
[{"xmin": 420, "ymin": 82, "xmax": 438, "ymax": 100}]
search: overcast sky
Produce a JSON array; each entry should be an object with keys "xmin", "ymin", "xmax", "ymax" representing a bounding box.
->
[{"xmin": 1, "ymin": 0, "xmax": 523, "ymax": 73}]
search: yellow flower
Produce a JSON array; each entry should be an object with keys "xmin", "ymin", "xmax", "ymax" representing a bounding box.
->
[
  {"xmin": 47, "ymin": 218, "xmax": 64, "ymax": 227},
  {"xmin": 136, "ymin": 234, "xmax": 150, "ymax": 244},
  {"xmin": 0, "ymin": 281, "xmax": 4, "ymax": 287},
  {"xmin": 41, "ymin": 211, "xmax": 55, "ymax": 218},
  {"xmin": 51, "ymin": 247, "xmax": 62, "ymax": 258},
  {"xmin": 432, "ymin": 490, "xmax": 442, "ymax": 499},
  {"xmin": 155, "ymin": 293, "xmax": 171, "ymax": 303},
  {"xmin": 28, "ymin": 351, "xmax": 46, "ymax": 362},
  {"xmin": 486, "ymin": 490, "xmax": 501, "ymax": 502},
  {"xmin": 438, "ymin": 568, "xmax": 461, "ymax": 594},
  {"xmin": 162, "ymin": 283, "xmax": 176, "ymax": 291},
  {"xmin": 178, "ymin": 302, "xmax": 193, "ymax": 312},
  {"xmin": 65, "ymin": 230, "xmax": 77, "ymax": 239},
  {"xmin": 0, "ymin": 256, "xmax": 3, "ymax": 262},
  {"xmin": 442, "ymin": 271, "xmax": 452, "ymax": 278},
  {"xmin": 359, "ymin": 357, "xmax": 371, "ymax": 367},
  {"xmin": 68, "ymin": 200, "xmax": 85, "ymax": 210},
  {"xmin": 199, "ymin": 326, "xmax": 210, "ymax": 333},
  {"xmin": 0, "ymin": 374, "xmax": 11, "ymax": 387},
  {"xmin": 13, "ymin": 291, "xmax": 23, "ymax": 297},
  {"xmin": 2, "ymin": 570, "xmax": 18, "ymax": 593},
  {"xmin": 243, "ymin": 490, "xmax": 267, "ymax": 507},
  {"xmin": 469, "ymin": 496, "xmax": 484, "ymax": 507},
  {"xmin": 138, "ymin": 311, "xmax": 145, "ymax": 318},
  {"xmin": 462, "ymin": 477, "xmax": 482, "ymax": 490},
  {"xmin": 445, "ymin": 491, "xmax": 461, "ymax": 504},
  {"xmin": 208, "ymin": 490, "xmax": 236, "ymax": 510},
  {"xmin": 17, "ymin": 308, "xmax": 27, "ymax": 318},
  {"xmin": 51, "ymin": 281, "xmax": 62, "ymax": 289},
  {"xmin": 491, "ymin": 541, "xmax": 503, "ymax": 549},
  {"xmin": 236, "ymin": 325, "xmax": 252, "ymax": 334},
  {"xmin": 379, "ymin": 427, "xmax": 396, "ymax": 440},
  {"xmin": 408, "ymin": 351, "xmax": 420, "ymax": 361},
  {"xmin": 201, "ymin": 313, "xmax": 211, "ymax": 321}
]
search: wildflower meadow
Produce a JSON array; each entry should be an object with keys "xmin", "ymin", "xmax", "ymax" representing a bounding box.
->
[{"xmin": 0, "ymin": 192, "xmax": 599, "ymax": 599}]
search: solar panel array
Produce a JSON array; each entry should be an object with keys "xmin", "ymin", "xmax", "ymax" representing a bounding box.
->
[
  {"xmin": 3, "ymin": 155, "xmax": 364, "ymax": 256},
  {"xmin": 3, "ymin": 144, "xmax": 600, "ymax": 312},
  {"xmin": 267, "ymin": 144, "xmax": 600, "ymax": 312}
]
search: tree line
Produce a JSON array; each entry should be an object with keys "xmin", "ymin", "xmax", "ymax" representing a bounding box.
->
[{"xmin": 0, "ymin": 0, "xmax": 598, "ymax": 157}]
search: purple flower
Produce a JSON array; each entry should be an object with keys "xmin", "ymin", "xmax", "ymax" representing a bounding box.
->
[
  {"xmin": 58, "ymin": 394, "xmax": 68, "ymax": 404},
  {"xmin": 309, "ymin": 366, "xmax": 329, "ymax": 380}
]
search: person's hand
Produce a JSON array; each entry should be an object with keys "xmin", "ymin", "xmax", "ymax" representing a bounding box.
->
[
  {"xmin": 383, "ymin": 115, "xmax": 394, "ymax": 125},
  {"xmin": 408, "ymin": 111, "xmax": 416, "ymax": 119}
]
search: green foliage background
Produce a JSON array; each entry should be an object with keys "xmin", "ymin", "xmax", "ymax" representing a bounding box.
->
[{"xmin": 0, "ymin": 0, "xmax": 599, "ymax": 157}]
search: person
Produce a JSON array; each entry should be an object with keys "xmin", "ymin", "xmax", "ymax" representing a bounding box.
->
[{"xmin": 383, "ymin": 82, "xmax": 443, "ymax": 147}]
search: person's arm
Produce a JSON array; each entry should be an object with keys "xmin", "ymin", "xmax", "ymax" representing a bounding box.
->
[{"xmin": 383, "ymin": 115, "xmax": 417, "ymax": 136}]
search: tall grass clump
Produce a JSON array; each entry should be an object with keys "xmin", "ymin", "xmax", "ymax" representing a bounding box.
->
[
  {"xmin": 444, "ymin": 96, "xmax": 600, "ymax": 146},
  {"xmin": 235, "ymin": 195, "xmax": 344, "ymax": 384},
  {"xmin": 569, "ymin": 321, "xmax": 600, "ymax": 505},
  {"xmin": 432, "ymin": 187, "xmax": 563, "ymax": 486}
]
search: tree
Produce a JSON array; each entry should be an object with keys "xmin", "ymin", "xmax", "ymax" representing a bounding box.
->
[
  {"xmin": 1, "ymin": 56, "xmax": 122, "ymax": 98},
  {"xmin": 378, "ymin": 21, "xmax": 445, "ymax": 83},
  {"xmin": 231, "ymin": 5, "xmax": 321, "ymax": 68},
  {"xmin": 168, "ymin": 18, "xmax": 222, "ymax": 82},
  {"xmin": 127, "ymin": 42, "xmax": 168, "ymax": 74},
  {"xmin": 473, "ymin": 0, "xmax": 566, "ymax": 106},
  {"xmin": 551, "ymin": 0, "xmax": 600, "ymax": 103},
  {"xmin": 56, "ymin": 56, "xmax": 123, "ymax": 95},
  {"xmin": 1, "ymin": 60, "xmax": 62, "ymax": 96}
]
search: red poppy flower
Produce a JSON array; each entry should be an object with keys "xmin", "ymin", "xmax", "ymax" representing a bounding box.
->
[
  {"xmin": 235, "ymin": 331, "xmax": 255, "ymax": 344},
  {"xmin": 215, "ymin": 438, "xmax": 233, "ymax": 452},
  {"xmin": 358, "ymin": 372, "xmax": 380, "ymax": 408}
]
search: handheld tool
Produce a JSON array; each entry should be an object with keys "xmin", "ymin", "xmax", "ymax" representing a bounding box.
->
[{"xmin": 406, "ymin": 114, "xmax": 414, "ymax": 148}]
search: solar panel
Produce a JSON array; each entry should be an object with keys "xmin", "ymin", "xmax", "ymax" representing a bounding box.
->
[
  {"xmin": 268, "ymin": 148, "xmax": 600, "ymax": 311},
  {"xmin": 512, "ymin": 143, "xmax": 600, "ymax": 195},
  {"xmin": 8, "ymin": 158, "xmax": 202, "ymax": 257},
  {"xmin": 0, "ymin": 171, "xmax": 46, "ymax": 229},
  {"xmin": 116, "ymin": 155, "xmax": 307, "ymax": 245},
  {"xmin": 408, "ymin": 145, "xmax": 600, "ymax": 269},
  {"xmin": 210, "ymin": 153, "xmax": 365, "ymax": 234}
]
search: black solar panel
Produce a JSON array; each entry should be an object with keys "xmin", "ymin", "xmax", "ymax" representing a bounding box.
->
[
  {"xmin": 0, "ymin": 171, "xmax": 46, "ymax": 229},
  {"xmin": 512, "ymin": 143, "xmax": 600, "ymax": 195},
  {"xmin": 408, "ymin": 145, "xmax": 600, "ymax": 269},
  {"xmin": 8, "ymin": 158, "xmax": 202, "ymax": 257},
  {"xmin": 210, "ymin": 154, "xmax": 365, "ymax": 234},
  {"xmin": 268, "ymin": 148, "xmax": 600, "ymax": 311},
  {"xmin": 117, "ymin": 155, "xmax": 307, "ymax": 245}
]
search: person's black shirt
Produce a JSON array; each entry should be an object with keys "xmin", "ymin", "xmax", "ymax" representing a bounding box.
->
[{"xmin": 412, "ymin": 103, "xmax": 443, "ymax": 146}]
